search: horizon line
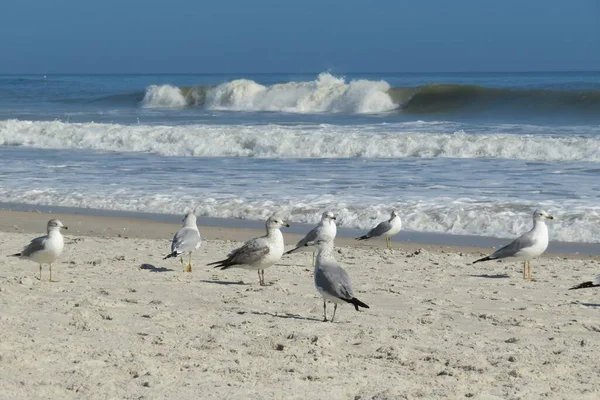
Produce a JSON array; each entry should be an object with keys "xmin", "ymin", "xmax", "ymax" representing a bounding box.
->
[{"xmin": 1, "ymin": 70, "xmax": 600, "ymax": 75}]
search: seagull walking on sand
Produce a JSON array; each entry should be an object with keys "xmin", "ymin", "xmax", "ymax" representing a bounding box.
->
[
  {"xmin": 569, "ymin": 275, "xmax": 600, "ymax": 290},
  {"xmin": 208, "ymin": 216, "xmax": 289, "ymax": 285},
  {"xmin": 9, "ymin": 219, "xmax": 68, "ymax": 282},
  {"xmin": 356, "ymin": 210, "xmax": 402, "ymax": 248},
  {"xmin": 473, "ymin": 209, "xmax": 554, "ymax": 280},
  {"xmin": 285, "ymin": 211, "xmax": 337, "ymax": 266},
  {"xmin": 308, "ymin": 238, "xmax": 369, "ymax": 322},
  {"xmin": 163, "ymin": 212, "xmax": 201, "ymax": 272}
]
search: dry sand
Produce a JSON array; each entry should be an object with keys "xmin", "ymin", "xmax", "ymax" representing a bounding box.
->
[{"xmin": 1, "ymin": 210, "xmax": 600, "ymax": 399}]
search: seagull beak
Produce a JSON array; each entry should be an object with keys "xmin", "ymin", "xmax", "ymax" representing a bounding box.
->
[{"xmin": 546, "ymin": 216, "xmax": 554, "ymax": 220}]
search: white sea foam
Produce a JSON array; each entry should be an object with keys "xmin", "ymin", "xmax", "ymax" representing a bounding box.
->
[
  {"xmin": 2, "ymin": 119, "xmax": 600, "ymax": 162},
  {"xmin": 142, "ymin": 73, "xmax": 398, "ymax": 113},
  {"xmin": 141, "ymin": 85, "xmax": 187, "ymax": 108},
  {"xmin": 1, "ymin": 187, "xmax": 599, "ymax": 243}
]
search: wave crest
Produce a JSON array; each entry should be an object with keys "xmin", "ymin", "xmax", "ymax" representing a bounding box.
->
[
  {"xmin": 2, "ymin": 119, "xmax": 600, "ymax": 162},
  {"xmin": 141, "ymin": 73, "xmax": 398, "ymax": 113}
]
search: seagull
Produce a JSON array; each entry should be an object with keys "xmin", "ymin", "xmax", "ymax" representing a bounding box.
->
[
  {"xmin": 473, "ymin": 209, "xmax": 554, "ymax": 280},
  {"xmin": 569, "ymin": 275, "xmax": 600, "ymax": 290},
  {"xmin": 309, "ymin": 238, "xmax": 369, "ymax": 322},
  {"xmin": 163, "ymin": 212, "xmax": 201, "ymax": 272},
  {"xmin": 9, "ymin": 219, "xmax": 68, "ymax": 281},
  {"xmin": 356, "ymin": 210, "xmax": 402, "ymax": 248},
  {"xmin": 208, "ymin": 216, "xmax": 289, "ymax": 285},
  {"xmin": 284, "ymin": 211, "xmax": 337, "ymax": 265}
]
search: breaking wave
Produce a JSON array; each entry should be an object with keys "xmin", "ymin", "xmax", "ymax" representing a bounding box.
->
[
  {"xmin": 135, "ymin": 73, "xmax": 600, "ymax": 118},
  {"xmin": 2, "ymin": 119, "xmax": 600, "ymax": 162}
]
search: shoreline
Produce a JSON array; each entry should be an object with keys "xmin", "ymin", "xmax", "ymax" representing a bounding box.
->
[{"xmin": 1, "ymin": 203, "xmax": 599, "ymax": 258}]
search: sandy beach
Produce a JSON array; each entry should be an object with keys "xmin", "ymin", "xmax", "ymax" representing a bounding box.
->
[{"xmin": 1, "ymin": 210, "xmax": 600, "ymax": 399}]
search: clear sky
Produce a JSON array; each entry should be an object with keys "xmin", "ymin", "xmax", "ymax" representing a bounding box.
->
[{"xmin": 1, "ymin": 0, "xmax": 599, "ymax": 73}]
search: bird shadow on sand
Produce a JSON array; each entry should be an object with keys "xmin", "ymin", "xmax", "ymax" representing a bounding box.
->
[
  {"xmin": 241, "ymin": 310, "xmax": 321, "ymax": 322},
  {"xmin": 469, "ymin": 274, "xmax": 510, "ymax": 279},
  {"xmin": 200, "ymin": 280, "xmax": 248, "ymax": 286},
  {"xmin": 139, "ymin": 264, "xmax": 175, "ymax": 273}
]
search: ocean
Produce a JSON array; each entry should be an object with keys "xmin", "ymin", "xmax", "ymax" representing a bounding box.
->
[{"xmin": 1, "ymin": 72, "xmax": 600, "ymax": 244}]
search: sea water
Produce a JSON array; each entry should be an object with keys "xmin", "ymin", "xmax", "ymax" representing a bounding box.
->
[{"xmin": 1, "ymin": 72, "xmax": 600, "ymax": 243}]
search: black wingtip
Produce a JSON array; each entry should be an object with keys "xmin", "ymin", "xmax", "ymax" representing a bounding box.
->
[
  {"xmin": 355, "ymin": 235, "xmax": 369, "ymax": 241},
  {"xmin": 163, "ymin": 252, "xmax": 176, "ymax": 260},
  {"xmin": 472, "ymin": 256, "xmax": 492, "ymax": 265},
  {"xmin": 8, "ymin": 253, "xmax": 21, "ymax": 257},
  {"xmin": 569, "ymin": 281, "xmax": 599, "ymax": 290},
  {"xmin": 347, "ymin": 297, "xmax": 370, "ymax": 310}
]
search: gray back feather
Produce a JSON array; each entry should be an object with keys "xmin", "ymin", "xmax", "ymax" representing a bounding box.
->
[
  {"xmin": 295, "ymin": 225, "xmax": 320, "ymax": 248},
  {"xmin": 229, "ymin": 239, "xmax": 270, "ymax": 265},
  {"xmin": 315, "ymin": 259, "xmax": 354, "ymax": 300},
  {"xmin": 368, "ymin": 220, "xmax": 392, "ymax": 238},
  {"xmin": 490, "ymin": 232, "xmax": 536, "ymax": 259},
  {"xmin": 21, "ymin": 236, "xmax": 47, "ymax": 257},
  {"xmin": 171, "ymin": 226, "xmax": 201, "ymax": 254}
]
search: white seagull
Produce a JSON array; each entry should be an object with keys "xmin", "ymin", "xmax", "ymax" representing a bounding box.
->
[
  {"xmin": 285, "ymin": 211, "xmax": 337, "ymax": 265},
  {"xmin": 356, "ymin": 210, "xmax": 402, "ymax": 248},
  {"xmin": 473, "ymin": 209, "xmax": 554, "ymax": 280},
  {"xmin": 309, "ymin": 238, "xmax": 369, "ymax": 322},
  {"xmin": 163, "ymin": 212, "xmax": 202, "ymax": 272},
  {"xmin": 208, "ymin": 216, "xmax": 289, "ymax": 285},
  {"xmin": 9, "ymin": 219, "xmax": 68, "ymax": 281}
]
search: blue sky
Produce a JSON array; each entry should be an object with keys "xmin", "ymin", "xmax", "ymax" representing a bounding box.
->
[{"xmin": 1, "ymin": 0, "xmax": 598, "ymax": 73}]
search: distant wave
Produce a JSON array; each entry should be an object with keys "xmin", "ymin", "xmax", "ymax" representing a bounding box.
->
[
  {"xmin": 2, "ymin": 119, "xmax": 600, "ymax": 162},
  {"xmin": 141, "ymin": 73, "xmax": 397, "ymax": 113},
  {"xmin": 131, "ymin": 73, "xmax": 600, "ymax": 117}
]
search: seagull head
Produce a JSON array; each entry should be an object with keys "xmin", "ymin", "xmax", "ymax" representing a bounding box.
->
[
  {"xmin": 321, "ymin": 211, "xmax": 336, "ymax": 221},
  {"xmin": 182, "ymin": 212, "xmax": 197, "ymax": 226},
  {"xmin": 47, "ymin": 219, "xmax": 67, "ymax": 233},
  {"xmin": 266, "ymin": 216, "xmax": 289, "ymax": 230},
  {"xmin": 533, "ymin": 209, "xmax": 553, "ymax": 222}
]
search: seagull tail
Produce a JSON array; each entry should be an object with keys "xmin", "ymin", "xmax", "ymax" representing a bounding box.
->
[
  {"xmin": 355, "ymin": 235, "xmax": 370, "ymax": 241},
  {"xmin": 472, "ymin": 256, "xmax": 493, "ymax": 265},
  {"xmin": 284, "ymin": 246, "xmax": 301, "ymax": 255},
  {"xmin": 346, "ymin": 297, "xmax": 370, "ymax": 311},
  {"xmin": 569, "ymin": 281, "xmax": 600, "ymax": 290},
  {"xmin": 207, "ymin": 258, "xmax": 234, "ymax": 270},
  {"xmin": 163, "ymin": 251, "xmax": 178, "ymax": 260}
]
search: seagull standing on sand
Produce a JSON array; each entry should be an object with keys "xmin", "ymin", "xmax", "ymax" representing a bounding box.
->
[
  {"xmin": 308, "ymin": 238, "xmax": 369, "ymax": 322},
  {"xmin": 473, "ymin": 209, "xmax": 553, "ymax": 280},
  {"xmin": 9, "ymin": 219, "xmax": 68, "ymax": 281},
  {"xmin": 356, "ymin": 210, "xmax": 402, "ymax": 248},
  {"xmin": 208, "ymin": 216, "xmax": 289, "ymax": 285},
  {"xmin": 163, "ymin": 212, "xmax": 201, "ymax": 272},
  {"xmin": 285, "ymin": 211, "xmax": 337, "ymax": 265},
  {"xmin": 569, "ymin": 275, "xmax": 600, "ymax": 290}
]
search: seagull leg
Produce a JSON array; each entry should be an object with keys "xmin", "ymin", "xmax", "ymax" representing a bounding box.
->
[
  {"xmin": 39, "ymin": 264, "xmax": 43, "ymax": 281},
  {"xmin": 528, "ymin": 261, "xmax": 532, "ymax": 280},
  {"xmin": 49, "ymin": 264, "xmax": 57, "ymax": 282},
  {"xmin": 186, "ymin": 252, "xmax": 192, "ymax": 273},
  {"xmin": 261, "ymin": 270, "xmax": 266, "ymax": 285},
  {"xmin": 312, "ymin": 252, "xmax": 315, "ymax": 267},
  {"xmin": 387, "ymin": 237, "xmax": 392, "ymax": 248},
  {"xmin": 180, "ymin": 257, "xmax": 185, "ymax": 272},
  {"xmin": 523, "ymin": 261, "xmax": 527, "ymax": 280},
  {"xmin": 331, "ymin": 303, "xmax": 338, "ymax": 322},
  {"xmin": 322, "ymin": 301, "xmax": 328, "ymax": 322}
]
